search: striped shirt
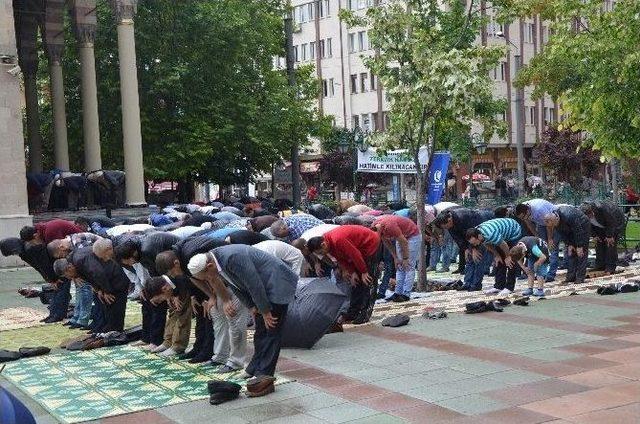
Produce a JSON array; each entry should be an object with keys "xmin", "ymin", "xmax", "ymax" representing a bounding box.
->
[{"xmin": 477, "ymin": 218, "xmax": 522, "ymax": 245}]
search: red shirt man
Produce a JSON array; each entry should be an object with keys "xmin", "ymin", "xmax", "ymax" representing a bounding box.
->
[
  {"xmin": 308, "ymin": 225, "xmax": 380, "ymax": 284},
  {"xmin": 23, "ymin": 219, "xmax": 83, "ymax": 244},
  {"xmin": 372, "ymin": 215, "xmax": 420, "ymax": 270}
]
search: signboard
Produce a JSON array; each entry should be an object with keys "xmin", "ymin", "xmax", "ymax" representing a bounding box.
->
[
  {"xmin": 426, "ymin": 151, "xmax": 451, "ymax": 205},
  {"xmin": 357, "ymin": 147, "xmax": 428, "ymax": 173}
]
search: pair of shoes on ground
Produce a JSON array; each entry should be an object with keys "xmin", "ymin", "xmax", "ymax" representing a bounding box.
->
[
  {"xmin": 521, "ymin": 288, "xmax": 545, "ymax": 297},
  {"xmin": 246, "ymin": 375, "xmax": 276, "ymax": 397},
  {"xmin": 386, "ymin": 293, "xmax": 410, "ymax": 302},
  {"xmin": 485, "ymin": 288, "xmax": 513, "ymax": 296}
]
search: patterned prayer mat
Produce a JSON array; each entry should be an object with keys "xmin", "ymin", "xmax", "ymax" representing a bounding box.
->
[
  {"xmin": 2, "ymin": 345, "xmax": 291, "ymax": 423},
  {"xmin": 0, "ymin": 302, "xmax": 143, "ymax": 351},
  {"xmin": 0, "ymin": 307, "xmax": 48, "ymax": 332}
]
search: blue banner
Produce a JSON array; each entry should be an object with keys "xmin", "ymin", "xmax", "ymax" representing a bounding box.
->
[{"xmin": 426, "ymin": 151, "xmax": 451, "ymax": 204}]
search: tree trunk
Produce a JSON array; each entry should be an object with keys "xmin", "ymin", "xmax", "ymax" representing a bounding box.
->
[{"xmin": 415, "ymin": 167, "xmax": 428, "ymax": 291}]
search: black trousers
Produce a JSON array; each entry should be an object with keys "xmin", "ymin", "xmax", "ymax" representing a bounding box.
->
[
  {"xmin": 566, "ymin": 246, "xmax": 589, "ymax": 283},
  {"xmin": 493, "ymin": 242, "xmax": 517, "ymax": 291},
  {"xmin": 594, "ymin": 233, "xmax": 619, "ymax": 272},
  {"xmin": 103, "ymin": 290, "xmax": 128, "ymax": 332},
  {"xmin": 141, "ymin": 300, "xmax": 167, "ymax": 345},
  {"xmin": 89, "ymin": 291, "xmax": 105, "ymax": 332},
  {"xmin": 191, "ymin": 311, "xmax": 214, "ymax": 360},
  {"xmin": 246, "ymin": 303, "xmax": 288, "ymax": 377},
  {"xmin": 345, "ymin": 245, "xmax": 382, "ymax": 324}
]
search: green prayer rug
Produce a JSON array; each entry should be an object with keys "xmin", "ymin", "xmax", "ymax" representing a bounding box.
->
[{"xmin": 2, "ymin": 345, "xmax": 291, "ymax": 423}]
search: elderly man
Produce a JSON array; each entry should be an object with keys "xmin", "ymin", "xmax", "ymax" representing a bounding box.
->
[
  {"xmin": 543, "ymin": 205, "xmax": 591, "ymax": 284},
  {"xmin": 307, "ymin": 225, "xmax": 382, "ymax": 324},
  {"xmin": 372, "ymin": 215, "xmax": 421, "ymax": 302},
  {"xmin": 465, "ymin": 218, "xmax": 522, "ymax": 296},
  {"xmin": 247, "ymin": 215, "xmax": 279, "ymax": 233},
  {"xmin": 188, "ymin": 244, "xmax": 298, "ymax": 396},
  {"xmin": 270, "ymin": 214, "xmax": 323, "ymax": 242},
  {"xmin": 47, "ymin": 232, "xmax": 103, "ymax": 259},
  {"xmin": 54, "ymin": 239, "xmax": 129, "ymax": 332},
  {"xmin": 433, "ymin": 208, "xmax": 495, "ymax": 291},
  {"xmin": 515, "ymin": 199, "xmax": 559, "ymax": 281},
  {"xmin": 581, "ymin": 201, "xmax": 624, "ymax": 275}
]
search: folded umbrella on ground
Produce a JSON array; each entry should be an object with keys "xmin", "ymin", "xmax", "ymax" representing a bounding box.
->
[
  {"xmin": 0, "ymin": 350, "xmax": 22, "ymax": 363},
  {"xmin": 18, "ymin": 347, "xmax": 50, "ymax": 358},
  {"xmin": 207, "ymin": 380, "xmax": 242, "ymax": 404}
]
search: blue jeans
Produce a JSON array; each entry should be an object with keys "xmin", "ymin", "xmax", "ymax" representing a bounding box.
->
[
  {"xmin": 89, "ymin": 292, "xmax": 105, "ymax": 333},
  {"xmin": 378, "ymin": 247, "xmax": 396, "ymax": 296},
  {"xmin": 441, "ymin": 231, "xmax": 456, "ymax": 270},
  {"xmin": 536, "ymin": 224, "xmax": 561, "ymax": 279},
  {"xmin": 71, "ymin": 282, "xmax": 93, "ymax": 326},
  {"xmin": 463, "ymin": 246, "xmax": 493, "ymax": 290},
  {"xmin": 527, "ymin": 257, "xmax": 550, "ymax": 279},
  {"xmin": 395, "ymin": 235, "xmax": 421, "ymax": 296}
]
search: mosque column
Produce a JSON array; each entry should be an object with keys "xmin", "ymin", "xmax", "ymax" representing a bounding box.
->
[{"xmin": 48, "ymin": 45, "xmax": 70, "ymax": 170}]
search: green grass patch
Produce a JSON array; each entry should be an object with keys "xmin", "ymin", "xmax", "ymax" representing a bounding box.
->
[{"xmin": 627, "ymin": 221, "xmax": 640, "ymax": 243}]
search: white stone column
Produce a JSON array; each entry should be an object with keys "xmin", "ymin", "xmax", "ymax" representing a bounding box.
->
[
  {"xmin": 23, "ymin": 67, "xmax": 43, "ymax": 173},
  {"xmin": 49, "ymin": 49, "xmax": 70, "ymax": 170},
  {"xmin": 75, "ymin": 24, "xmax": 102, "ymax": 172},
  {"xmin": 0, "ymin": 2, "xmax": 33, "ymax": 267},
  {"xmin": 111, "ymin": 0, "xmax": 146, "ymax": 205}
]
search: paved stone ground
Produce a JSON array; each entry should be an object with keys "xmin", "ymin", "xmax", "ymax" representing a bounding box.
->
[{"xmin": 1, "ymin": 267, "xmax": 639, "ymax": 423}]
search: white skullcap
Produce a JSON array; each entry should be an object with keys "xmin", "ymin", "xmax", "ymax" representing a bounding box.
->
[{"xmin": 187, "ymin": 253, "xmax": 208, "ymax": 275}]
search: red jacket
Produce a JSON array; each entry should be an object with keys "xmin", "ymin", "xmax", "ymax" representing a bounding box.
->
[
  {"xmin": 324, "ymin": 225, "xmax": 380, "ymax": 274},
  {"xmin": 35, "ymin": 219, "xmax": 83, "ymax": 244}
]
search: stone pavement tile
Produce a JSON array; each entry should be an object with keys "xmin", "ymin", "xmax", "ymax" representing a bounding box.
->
[
  {"xmin": 260, "ymin": 413, "xmax": 327, "ymax": 424},
  {"xmin": 484, "ymin": 370, "xmax": 548, "ymax": 386},
  {"xmin": 327, "ymin": 383, "xmax": 391, "ymax": 401},
  {"xmin": 231, "ymin": 402, "xmax": 300, "ymax": 423},
  {"xmin": 341, "ymin": 367, "xmax": 399, "ymax": 383},
  {"xmin": 283, "ymin": 367, "xmax": 328, "ymax": 381},
  {"xmin": 374, "ymin": 374, "xmax": 440, "ymax": 392},
  {"xmin": 473, "ymin": 406, "xmax": 557, "ymax": 424},
  {"xmin": 217, "ymin": 383, "xmax": 318, "ymax": 411},
  {"xmin": 345, "ymin": 413, "xmax": 407, "ymax": 424},
  {"xmin": 391, "ymin": 403, "xmax": 464, "ymax": 423},
  {"xmin": 523, "ymin": 361, "xmax": 588, "ymax": 377},
  {"xmin": 433, "ymin": 393, "xmax": 507, "ymax": 415},
  {"xmin": 558, "ymin": 356, "xmax": 621, "ymax": 371},
  {"xmin": 359, "ymin": 392, "xmax": 425, "ymax": 412},
  {"xmin": 604, "ymin": 363, "xmax": 640, "ymax": 380},
  {"xmin": 520, "ymin": 348, "xmax": 582, "ymax": 362},
  {"xmin": 102, "ymin": 410, "xmax": 176, "ymax": 424},
  {"xmin": 305, "ymin": 374, "xmax": 360, "ymax": 391},
  {"xmin": 485, "ymin": 379, "xmax": 591, "ymax": 406},
  {"xmin": 391, "ymin": 360, "xmax": 445, "ymax": 374},
  {"xmin": 592, "ymin": 346, "xmax": 640, "ymax": 364},
  {"xmin": 157, "ymin": 399, "xmax": 244, "ymax": 423},
  {"xmin": 616, "ymin": 333, "xmax": 640, "ymax": 343},
  {"xmin": 401, "ymin": 377, "xmax": 504, "ymax": 403},
  {"xmin": 280, "ymin": 392, "xmax": 346, "ymax": 412},
  {"xmin": 560, "ymin": 369, "xmax": 635, "ymax": 388},
  {"xmin": 438, "ymin": 358, "xmax": 511, "ymax": 376},
  {"xmin": 519, "ymin": 384, "xmax": 638, "ymax": 418},
  {"xmin": 418, "ymin": 368, "xmax": 476, "ymax": 385},
  {"xmin": 564, "ymin": 402, "xmax": 640, "ymax": 424},
  {"xmin": 306, "ymin": 402, "xmax": 379, "ymax": 423}
]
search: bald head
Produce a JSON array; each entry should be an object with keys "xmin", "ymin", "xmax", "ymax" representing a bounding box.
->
[
  {"xmin": 270, "ymin": 220, "xmax": 289, "ymax": 239},
  {"xmin": 92, "ymin": 238, "xmax": 114, "ymax": 261},
  {"xmin": 47, "ymin": 239, "xmax": 72, "ymax": 259}
]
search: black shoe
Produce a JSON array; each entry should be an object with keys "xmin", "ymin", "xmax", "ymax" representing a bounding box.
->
[
  {"xmin": 39, "ymin": 316, "xmax": 51, "ymax": 323},
  {"xmin": 62, "ymin": 321, "xmax": 73, "ymax": 327},
  {"xmin": 69, "ymin": 323, "xmax": 84, "ymax": 329},
  {"xmin": 179, "ymin": 351, "xmax": 197, "ymax": 361},
  {"xmin": 452, "ymin": 268, "xmax": 464, "ymax": 274},
  {"xmin": 392, "ymin": 294, "xmax": 410, "ymax": 303},
  {"xmin": 467, "ymin": 286, "xmax": 482, "ymax": 292},
  {"xmin": 385, "ymin": 293, "xmax": 399, "ymax": 302},
  {"xmin": 376, "ymin": 293, "xmax": 386, "ymax": 300},
  {"xmin": 456, "ymin": 284, "xmax": 470, "ymax": 291},
  {"xmin": 44, "ymin": 317, "xmax": 63, "ymax": 324},
  {"xmin": 189, "ymin": 355, "xmax": 211, "ymax": 364},
  {"xmin": 79, "ymin": 325, "xmax": 92, "ymax": 331},
  {"xmin": 545, "ymin": 276, "xmax": 555, "ymax": 283}
]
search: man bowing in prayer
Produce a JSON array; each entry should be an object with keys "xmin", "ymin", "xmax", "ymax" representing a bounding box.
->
[{"xmin": 188, "ymin": 244, "xmax": 298, "ymax": 397}]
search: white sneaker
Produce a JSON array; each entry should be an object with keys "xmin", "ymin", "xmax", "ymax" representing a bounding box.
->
[
  {"xmin": 130, "ymin": 340, "xmax": 146, "ymax": 347},
  {"xmin": 157, "ymin": 348, "xmax": 179, "ymax": 357},
  {"xmin": 497, "ymin": 288, "xmax": 512, "ymax": 296},
  {"xmin": 151, "ymin": 344, "xmax": 170, "ymax": 353},
  {"xmin": 485, "ymin": 288, "xmax": 500, "ymax": 295}
]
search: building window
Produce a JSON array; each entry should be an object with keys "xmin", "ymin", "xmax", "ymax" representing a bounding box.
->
[
  {"xmin": 350, "ymin": 74, "xmax": 358, "ymax": 94},
  {"xmin": 541, "ymin": 26, "xmax": 549, "ymax": 44},
  {"xmin": 328, "ymin": 78, "xmax": 335, "ymax": 97},
  {"xmin": 529, "ymin": 106, "xmax": 536, "ymax": 125},
  {"xmin": 326, "ymin": 38, "xmax": 332, "ymax": 57},
  {"xmin": 319, "ymin": 40, "xmax": 325, "ymax": 58},
  {"xmin": 362, "ymin": 114, "xmax": 371, "ymax": 131},
  {"xmin": 372, "ymin": 112, "xmax": 379, "ymax": 131},
  {"xmin": 349, "ymin": 0, "xmax": 373, "ymax": 10},
  {"xmin": 500, "ymin": 61, "xmax": 507, "ymax": 81},
  {"xmin": 348, "ymin": 33, "xmax": 356, "ymax": 53},
  {"xmin": 301, "ymin": 43, "xmax": 308, "ymax": 61},
  {"xmin": 319, "ymin": 0, "xmax": 330, "ymax": 18},
  {"xmin": 370, "ymin": 72, "xmax": 376, "ymax": 91},
  {"xmin": 524, "ymin": 23, "xmax": 535, "ymax": 43},
  {"xmin": 310, "ymin": 41, "xmax": 316, "ymax": 60},
  {"xmin": 359, "ymin": 72, "xmax": 368, "ymax": 92},
  {"xmin": 487, "ymin": 17, "xmax": 503, "ymax": 37},
  {"xmin": 498, "ymin": 111, "xmax": 507, "ymax": 121},
  {"xmin": 322, "ymin": 79, "xmax": 328, "ymax": 97},
  {"xmin": 358, "ymin": 31, "xmax": 368, "ymax": 51},
  {"xmin": 293, "ymin": 45, "xmax": 299, "ymax": 62},
  {"xmin": 353, "ymin": 114, "xmax": 360, "ymax": 128},
  {"xmin": 308, "ymin": 2, "xmax": 315, "ymax": 21}
]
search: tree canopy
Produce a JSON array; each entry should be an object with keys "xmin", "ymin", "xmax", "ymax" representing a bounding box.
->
[
  {"xmin": 37, "ymin": 0, "xmax": 328, "ymax": 186},
  {"xmin": 510, "ymin": 0, "xmax": 640, "ymax": 159}
]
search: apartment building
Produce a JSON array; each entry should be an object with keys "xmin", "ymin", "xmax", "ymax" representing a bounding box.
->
[{"xmin": 283, "ymin": 0, "xmax": 559, "ymax": 178}]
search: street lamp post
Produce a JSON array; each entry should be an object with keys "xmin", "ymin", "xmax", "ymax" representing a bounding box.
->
[{"xmin": 498, "ymin": 32, "xmax": 526, "ymax": 197}]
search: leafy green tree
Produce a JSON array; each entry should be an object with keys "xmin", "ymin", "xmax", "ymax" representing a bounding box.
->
[
  {"xmin": 342, "ymin": 0, "xmax": 506, "ymax": 290},
  {"xmin": 37, "ymin": 0, "xmax": 328, "ymax": 193},
  {"xmin": 510, "ymin": 0, "xmax": 640, "ymax": 159}
]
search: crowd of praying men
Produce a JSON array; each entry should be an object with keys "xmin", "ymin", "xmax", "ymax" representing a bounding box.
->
[{"xmin": 0, "ymin": 196, "xmax": 625, "ymax": 398}]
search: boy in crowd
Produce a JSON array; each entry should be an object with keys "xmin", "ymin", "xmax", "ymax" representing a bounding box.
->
[{"xmin": 510, "ymin": 236, "xmax": 549, "ymax": 297}]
